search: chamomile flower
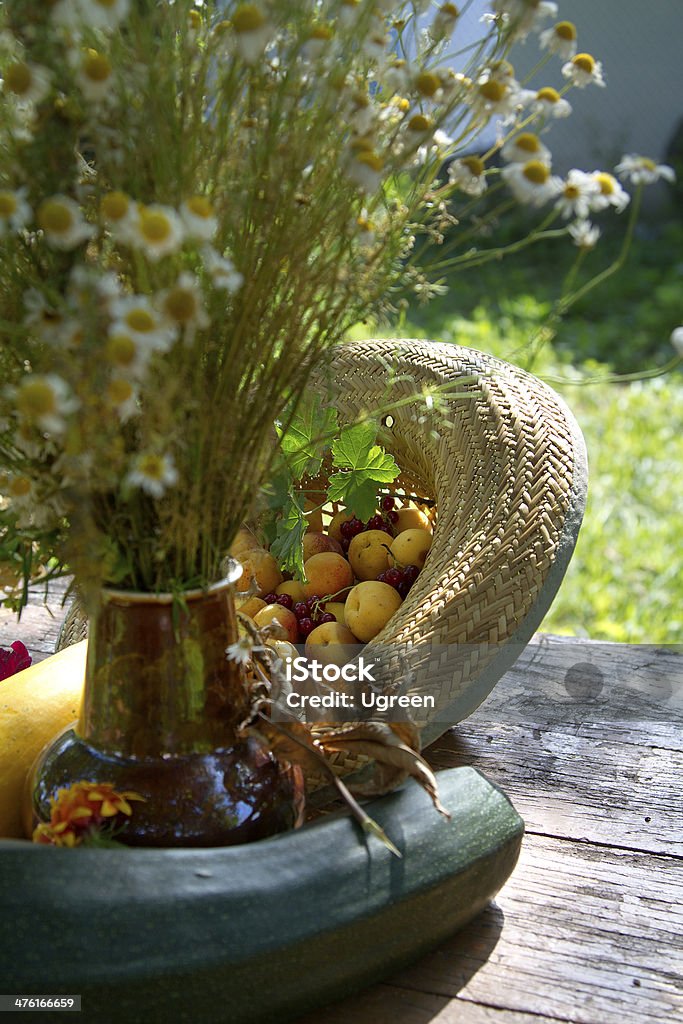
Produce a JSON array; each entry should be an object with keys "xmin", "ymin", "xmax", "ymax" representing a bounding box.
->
[
  {"xmin": 303, "ymin": 24, "xmax": 334, "ymax": 62},
  {"xmin": 76, "ymin": 0, "xmax": 130, "ymax": 32},
  {"xmin": 501, "ymin": 132, "xmax": 550, "ymax": 165},
  {"xmin": 68, "ymin": 265, "xmax": 122, "ymax": 309},
  {"xmin": 110, "ymin": 295, "xmax": 178, "ymax": 352},
  {"xmin": 362, "ymin": 31, "xmax": 388, "ymax": 62},
  {"xmin": 100, "ymin": 189, "xmax": 140, "ymax": 244},
  {"xmin": 179, "ymin": 196, "xmax": 217, "ymax": 241},
  {"xmin": 125, "ymin": 452, "xmax": 178, "ymax": 499},
  {"xmin": 14, "ymin": 374, "xmax": 79, "ymax": 434},
  {"xmin": 104, "ymin": 330, "xmax": 151, "ymax": 379},
  {"xmin": 226, "ymin": 636, "xmax": 255, "ymax": 667},
  {"xmin": 473, "ymin": 66, "xmax": 523, "ymax": 120},
  {"xmin": 202, "ymin": 247, "xmax": 244, "ymax": 293},
  {"xmin": 501, "ymin": 159, "xmax": 563, "ymax": 207},
  {"xmin": 554, "ymin": 170, "xmax": 600, "ymax": 220},
  {"xmin": 75, "ymin": 48, "xmax": 114, "ymax": 103},
  {"xmin": 539, "ymin": 21, "xmax": 578, "ymax": 60},
  {"xmin": 2, "ymin": 60, "xmax": 52, "ymax": 106},
  {"xmin": 448, "ymin": 156, "xmax": 487, "ymax": 196},
  {"xmin": 338, "ymin": 0, "xmax": 362, "ymax": 28},
  {"xmin": 614, "ymin": 155, "xmax": 676, "ymax": 186},
  {"xmin": 413, "ymin": 71, "xmax": 444, "ymax": 103},
  {"xmin": 0, "ymin": 188, "xmax": 31, "ymax": 235},
  {"xmin": 562, "ymin": 53, "xmax": 605, "ymax": 89},
  {"xmin": 158, "ymin": 273, "xmax": 209, "ymax": 331},
  {"xmin": 492, "ymin": 0, "xmax": 557, "ymax": 39},
  {"xmin": 232, "ymin": 4, "xmax": 272, "ymax": 64},
  {"xmin": 106, "ymin": 377, "xmax": 139, "ymax": 421},
  {"xmin": 430, "ymin": 4, "xmax": 460, "ymax": 42},
  {"xmin": 22, "ymin": 289, "xmax": 65, "ymax": 344},
  {"xmin": 588, "ymin": 172, "xmax": 630, "ymax": 213},
  {"xmin": 132, "ymin": 204, "xmax": 184, "ymax": 262},
  {"xmin": 347, "ymin": 148, "xmax": 385, "ymax": 194},
  {"xmin": 533, "ymin": 85, "xmax": 572, "ymax": 118},
  {"xmin": 36, "ymin": 195, "xmax": 94, "ymax": 251},
  {"xmin": 568, "ymin": 220, "xmax": 600, "ymax": 250}
]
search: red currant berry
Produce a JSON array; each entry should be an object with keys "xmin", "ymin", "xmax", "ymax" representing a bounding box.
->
[
  {"xmin": 349, "ymin": 518, "xmax": 365, "ymax": 536},
  {"xmin": 341, "ymin": 536, "xmax": 351, "ymax": 553},
  {"xmin": 397, "ymin": 580, "xmax": 412, "ymax": 599},
  {"xmin": 263, "ymin": 593, "xmax": 278, "ymax": 605},
  {"xmin": 298, "ymin": 617, "xmax": 315, "ymax": 637},
  {"xmin": 276, "ymin": 594, "xmax": 294, "ymax": 610},
  {"xmin": 381, "ymin": 495, "xmax": 395, "ymax": 511},
  {"xmin": 384, "ymin": 567, "xmax": 403, "ymax": 588},
  {"xmin": 293, "ymin": 602, "xmax": 309, "ymax": 620},
  {"xmin": 367, "ymin": 514, "xmax": 385, "ymax": 531},
  {"xmin": 403, "ymin": 564, "xmax": 420, "ymax": 584},
  {"xmin": 319, "ymin": 612, "xmax": 336, "ymax": 624},
  {"xmin": 340, "ymin": 520, "xmax": 356, "ymax": 540},
  {"xmin": 388, "ymin": 509, "xmax": 399, "ymax": 524},
  {"xmin": 376, "ymin": 571, "xmax": 388, "ymax": 583},
  {"xmin": 306, "ymin": 596, "xmax": 320, "ymax": 610}
]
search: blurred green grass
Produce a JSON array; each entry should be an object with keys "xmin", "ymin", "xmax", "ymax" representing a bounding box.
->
[{"xmin": 352, "ymin": 219, "xmax": 683, "ymax": 642}]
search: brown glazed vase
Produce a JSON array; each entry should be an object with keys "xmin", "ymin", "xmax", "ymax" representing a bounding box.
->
[{"xmin": 25, "ymin": 564, "xmax": 305, "ymax": 846}]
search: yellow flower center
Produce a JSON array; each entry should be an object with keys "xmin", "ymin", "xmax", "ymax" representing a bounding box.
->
[
  {"xmin": 355, "ymin": 151, "xmax": 384, "ymax": 172},
  {"xmin": 564, "ymin": 184, "xmax": 580, "ymax": 200},
  {"xmin": 101, "ymin": 190, "xmax": 129, "ymax": 221},
  {"xmin": 4, "ymin": 62, "xmax": 32, "ymax": 96},
  {"xmin": 10, "ymin": 476, "xmax": 32, "ymax": 498},
  {"xmin": 17, "ymin": 380, "xmax": 56, "ymax": 418},
  {"xmin": 555, "ymin": 20, "xmax": 577, "ymax": 41},
  {"xmin": 479, "ymin": 80, "xmax": 506, "ymax": 103},
  {"xmin": 462, "ymin": 156, "xmax": 484, "ymax": 176},
  {"xmin": 595, "ymin": 173, "xmax": 615, "ymax": 195},
  {"xmin": 232, "ymin": 4, "xmax": 266, "ymax": 33},
  {"xmin": 83, "ymin": 50, "xmax": 112, "ymax": 83},
  {"xmin": 107, "ymin": 378, "xmax": 134, "ymax": 404},
  {"xmin": 309, "ymin": 24, "xmax": 333, "ymax": 41},
  {"xmin": 572, "ymin": 53, "xmax": 596, "ymax": 74},
  {"xmin": 125, "ymin": 309, "xmax": 155, "ymax": 333},
  {"xmin": 523, "ymin": 161, "xmax": 550, "ymax": 185},
  {"xmin": 515, "ymin": 132, "xmax": 541, "ymax": 153},
  {"xmin": 488, "ymin": 59, "xmax": 514, "ymax": 78},
  {"xmin": 407, "ymin": 113, "xmax": 432, "ymax": 132},
  {"xmin": 537, "ymin": 86, "xmax": 560, "ymax": 103},
  {"xmin": 442, "ymin": 4, "xmax": 459, "ymax": 17},
  {"xmin": 415, "ymin": 71, "xmax": 441, "ymax": 98},
  {"xmin": 138, "ymin": 454, "xmax": 165, "ymax": 480},
  {"xmin": 186, "ymin": 195, "xmax": 213, "ymax": 219},
  {"xmin": 0, "ymin": 192, "xmax": 18, "ymax": 217},
  {"xmin": 37, "ymin": 200, "xmax": 74, "ymax": 235},
  {"xmin": 164, "ymin": 286, "xmax": 198, "ymax": 323},
  {"xmin": 139, "ymin": 209, "xmax": 172, "ymax": 243},
  {"xmin": 188, "ymin": 10, "xmax": 202, "ymax": 29},
  {"xmin": 105, "ymin": 333, "xmax": 136, "ymax": 365},
  {"xmin": 640, "ymin": 157, "xmax": 657, "ymax": 171}
]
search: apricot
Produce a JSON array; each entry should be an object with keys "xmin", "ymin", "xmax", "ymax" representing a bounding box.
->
[
  {"xmin": 254, "ymin": 603, "xmax": 299, "ymax": 644},
  {"xmin": 236, "ymin": 595, "xmax": 267, "ymax": 619},
  {"xmin": 303, "ymin": 551, "xmax": 354, "ymax": 601},
  {"xmin": 344, "ymin": 581, "xmax": 403, "ymax": 643},
  {"xmin": 275, "ymin": 580, "xmax": 307, "ymax": 603},
  {"xmin": 235, "ymin": 548, "xmax": 283, "ymax": 595},
  {"xmin": 302, "ymin": 531, "xmax": 343, "ymax": 561},
  {"xmin": 323, "ymin": 601, "xmax": 347, "ymax": 625},
  {"xmin": 230, "ymin": 526, "xmax": 260, "ymax": 556},
  {"xmin": 390, "ymin": 529, "xmax": 432, "ymax": 570},
  {"xmin": 348, "ymin": 529, "xmax": 394, "ymax": 582},
  {"xmin": 394, "ymin": 506, "xmax": 432, "ymax": 534},
  {"xmin": 327, "ymin": 508, "xmax": 355, "ymax": 542},
  {"xmin": 305, "ymin": 621, "xmax": 359, "ymax": 668}
]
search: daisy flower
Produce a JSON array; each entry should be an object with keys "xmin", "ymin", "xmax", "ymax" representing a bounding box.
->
[
  {"xmin": 347, "ymin": 149, "xmax": 385, "ymax": 194},
  {"xmin": 533, "ymin": 85, "xmax": 572, "ymax": 118},
  {"xmin": 126, "ymin": 452, "xmax": 178, "ymax": 499},
  {"xmin": 76, "ymin": 0, "xmax": 130, "ymax": 32},
  {"xmin": 473, "ymin": 69, "xmax": 523, "ymax": 120},
  {"xmin": 100, "ymin": 190, "xmax": 140, "ymax": 245},
  {"xmin": 131, "ymin": 204, "xmax": 184, "ymax": 262},
  {"xmin": 501, "ymin": 159, "xmax": 563, "ymax": 207},
  {"xmin": 0, "ymin": 188, "xmax": 32, "ymax": 235},
  {"xmin": 36, "ymin": 195, "xmax": 94, "ymax": 251},
  {"xmin": 448, "ymin": 156, "xmax": 488, "ymax": 196},
  {"xmin": 430, "ymin": 3, "xmax": 460, "ymax": 42},
  {"xmin": 568, "ymin": 220, "xmax": 601, "ymax": 250},
  {"xmin": 302, "ymin": 24, "xmax": 334, "ymax": 62},
  {"xmin": 179, "ymin": 196, "xmax": 217, "ymax": 241},
  {"xmin": 231, "ymin": 4, "xmax": 272, "ymax": 64},
  {"xmin": 588, "ymin": 172, "xmax": 630, "ymax": 213},
  {"xmin": 158, "ymin": 273, "xmax": 209, "ymax": 331},
  {"xmin": 22, "ymin": 289, "xmax": 65, "ymax": 344},
  {"xmin": 14, "ymin": 374, "xmax": 79, "ymax": 434},
  {"xmin": 562, "ymin": 53, "xmax": 605, "ymax": 88},
  {"xmin": 501, "ymin": 132, "xmax": 551, "ymax": 165},
  {"xmin": 106, "ymin": 377, "xmax": 139, "ymax": 421},
  {"xmin": 614, "ymin": 155, "xmax": 676, "ymax": 186},
  {"xmin": 539, "ymin": 20, "xmax": 578, "ymax": 60},
  {"xmin": 202, "ymin": 247, "xmax": 244, "ymax": 293},
  {"xmin": 110, "ymin": 295, "xmax": 178, "ymax": 352},
  {"xmin": 2, "ymin": 60, "xmax": 52, "ymax": 106},
  {"xmin": 226, "ymin": 636, "xmax": 255, "ymax": 667},
  {"xmin": 104, "ymin": 330, "xmax": 151, "ymax": 379},
  {"xmin": 380, "ymin": 58, "xmax": 411, "ymax": 96},
  {"xmin": 75, "ymin": 48, "xmax": 114, "ymax": 103},
  {"xmin": 554, "ymin": 170, "xmax": 601, "ymax": 220}
]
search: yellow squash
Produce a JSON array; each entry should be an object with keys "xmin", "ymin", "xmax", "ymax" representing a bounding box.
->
[{"xmin": 0, "ymin": 640, "xmax": 87, "ymax": 838}]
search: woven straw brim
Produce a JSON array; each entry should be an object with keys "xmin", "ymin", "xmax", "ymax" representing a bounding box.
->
[{"xmin": 57, "ymin": 340, "xmax": 587, "ymax": 768}]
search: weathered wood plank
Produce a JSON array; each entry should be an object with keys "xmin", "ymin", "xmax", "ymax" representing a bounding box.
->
[
  {"xmin": 297, "ymin": 834, "xmax": 683, "ymax": 1024},
  {"xmin": 0, "ymin": 579, "xmax": 72, "ymax": 663}
]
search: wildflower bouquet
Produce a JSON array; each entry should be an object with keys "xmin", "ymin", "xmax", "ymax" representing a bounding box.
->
[{"xmin": 0, "ymin": 0, "xmax": 670, "ymax": 606}]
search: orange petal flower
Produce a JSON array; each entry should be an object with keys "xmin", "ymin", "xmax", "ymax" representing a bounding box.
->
[{"xmin": 32, "ymin": 780, "xmax": 145, "ymax": 846}]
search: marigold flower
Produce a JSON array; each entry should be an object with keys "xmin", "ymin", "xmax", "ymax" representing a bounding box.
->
[{"xmin": 32, "ymin": 780, "xmax": 145, "ymax": 846}]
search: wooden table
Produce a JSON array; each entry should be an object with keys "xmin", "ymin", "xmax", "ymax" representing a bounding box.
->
[{"xmin": 2, "ymin": 590, "xmax": 681, "ymax": 1024}]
